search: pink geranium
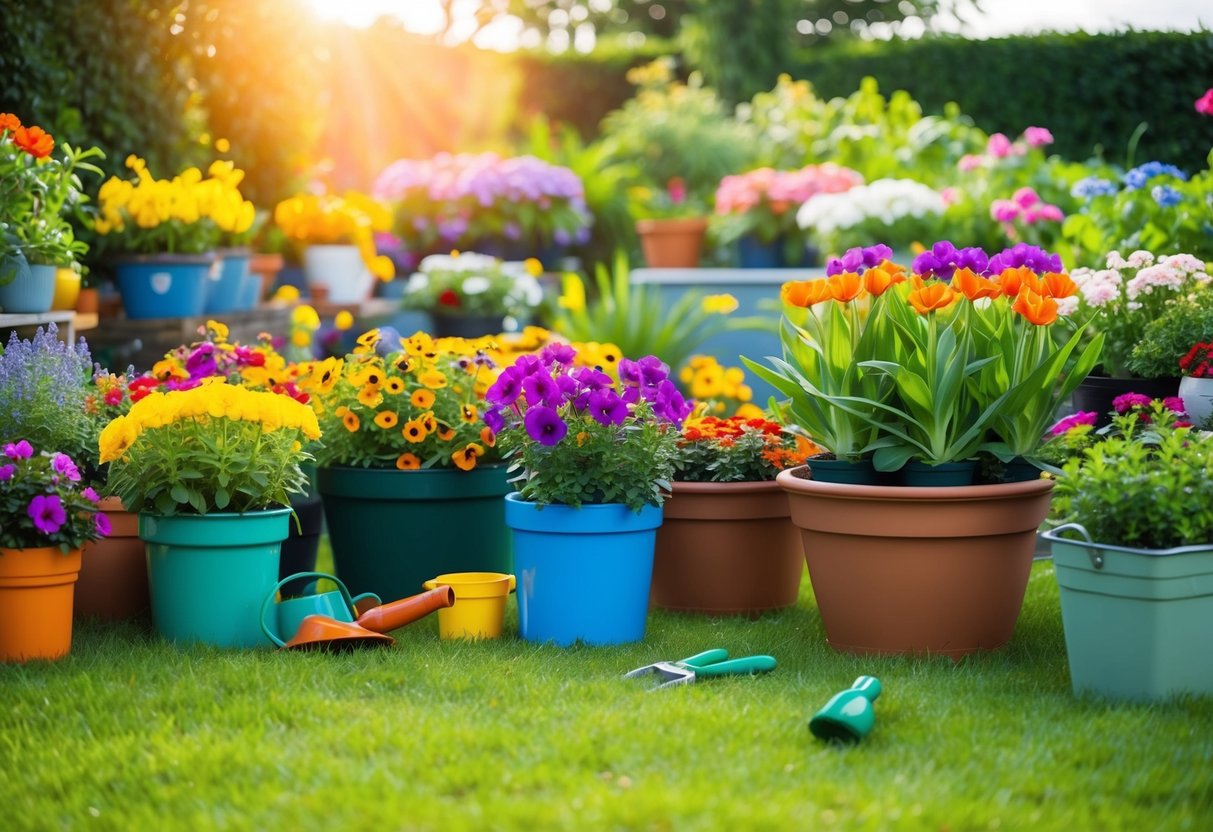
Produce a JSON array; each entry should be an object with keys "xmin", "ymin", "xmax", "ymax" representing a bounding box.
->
[{"xmin": 1196, "ymin": 88, "xmax": 1213, "ymax": 116}]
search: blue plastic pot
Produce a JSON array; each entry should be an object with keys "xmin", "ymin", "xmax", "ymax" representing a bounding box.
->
[
  {"xmin": 504, "ymin": 493, "xmax": 663, "ymax": 646},
  {"xmin": 140, "ymin": 508, "xmax": 291, "ymax": 648},
  {"xmin": 0, "ymin": 261, "xmax": 56, "ymax": 313},
  {"xmin": 736, "ymin": 234, "xmax": 813, "ymax": 269},
  {"xmin": 115, "ymin": 254, "xmax": 215, "ymax": 319},
  {"xmin": 205, "ymin": 250, "xmax": 251, "ymax": 314}
]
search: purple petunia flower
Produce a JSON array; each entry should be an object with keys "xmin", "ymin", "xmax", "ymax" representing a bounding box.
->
[
  {"xmin": 81, "ymin": 487, "xmax": 100, "ymax": 503},
  {"xmin": 486, "ymin": 368, "xmax": 524, "ymax": 406},
  {"xmin": 540, "ymin": 343, "xmax": 576, "ymax": 367},
  {"xmin": 524, "ymin": 405, "xmax": 568, "ymax": 446},
  {"xmin": 51, "ymin": 452, "xmax": 82, "ymax": 483},
  {"xmin": 484, "ymin": 406, "xmax": 506, "ymax": 433},
  {"xmin": 1112, "ymin": 393, "xmax": 1154, "ymax": 413},
  {"xmin": 618, "ymin": 358, "xmax": 642, "ymax": 386},
  {"xmin": 28, "ymin": 494, "xmax": 66, "ymax": 535},
  {"xmin": 0, "ymin": 463, "xmax": 14, "ymax": 481},
  {"xmin": 4, "ymin": 440, "xmax": 34, "ymax": 460},
  {"xmin": 1048, "ymin": 411, "xmax": 1098, "ymax": 436},
  {"xmin": 185, "ymin": 343, "xmax": 219, "ymax": 380},
  {"xmin": 652, "ymin": 379, "xmax": 692, "ymax": 426},
  {"xmin": 827, "ymin": 244, "xmax": 894, "ymax": 276},
  {"xmin": 94, "ymin": 511, "xmax": 112, "ymax": 538},
  {"xmin": 636, "ymin": 355, "xmax": 670, "ymax": 387},
  {"xmin": 588, "ymin": 390, "xmax": 628, "ymax": 426},
  {"xmin": 523, "ymin": 373, "xmax": 561, "ymax": 408},
  {"xmin": 571, "ymin": 367, "xmax": 613, "ymax": 392}
]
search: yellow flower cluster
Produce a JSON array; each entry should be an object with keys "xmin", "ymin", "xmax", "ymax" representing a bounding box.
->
[
  {"xmin": 94, "ymin": 156, "xmax": 255, "ymax": 236},
  {"xmin": 99, "ymin": 381, "xmax": 321, "ymax": 464},
  {"xmin": 679, "ymin": 355, "xmax": 760, "ymax": 417},
  {"xmin": 273, "ymin": 192, "xmax": 395, "ymax": 281}
]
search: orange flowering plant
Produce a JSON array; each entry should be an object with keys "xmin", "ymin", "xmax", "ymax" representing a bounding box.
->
[
  {"xmin": 748, "ymin": 243, "xmax": 1104, "ymax": 471},
  {"xmin": 302, "ymin": 328, "xmax": 504, "ymax": 471},
  {"xmin": 672, "ymin": 413, "xmax": 819, "ymax": 483}
]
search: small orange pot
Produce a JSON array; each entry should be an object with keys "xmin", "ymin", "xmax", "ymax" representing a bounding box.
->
[
  {"xmin": 75, "ymin": 286, "xmax": 99, "ymax": 315},
  {"xmin": 0, "ymin": 546, "xmax": 83, "ymax": 662},
  {"xmin": 636, "ymin": 217, "xmax": 709, "ymax": 268},
  {"xmin": 76, "ymin": 497, "xmax": 149, "ymax": 621}
]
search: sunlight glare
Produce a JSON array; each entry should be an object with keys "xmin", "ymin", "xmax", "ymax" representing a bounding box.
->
[{"xmin": 305, "ymin": 0, "xmax": 445, "ymax": 32}]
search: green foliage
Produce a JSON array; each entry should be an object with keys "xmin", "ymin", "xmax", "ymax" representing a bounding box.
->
[
  {"xmin": 681, "ymin": 0, "xmax": 797, "ymax": 105},
  {"xmin": 551, "ymin": 251, "xmax": 773, "ymax": 372},
  {"xmin": 1129, "ymin": 283, "xmax": 1213, "ymax": 379},
  {"xmin": 1051, "ymin": 411, "xmax": 1213, "ymax": 549}
]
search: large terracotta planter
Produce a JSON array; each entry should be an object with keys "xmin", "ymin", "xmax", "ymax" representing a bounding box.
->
[
  {"xmin": 651, "ymin": 480, "xmax": 803, "ymax": 616},
  {"xmin": 776, "ymin": 467, "xmax": 1054, "ymax": 659},
  {"xmin": 636, "ymin": 218, "xmax": 709, "ymax": 268},
  {"xmin": 76, "ymin": 497, "xmax": 149, "ymax": 621},
  {"xmin": 0, "ymin": 546, "xmax": 83, "ymax": 662}
]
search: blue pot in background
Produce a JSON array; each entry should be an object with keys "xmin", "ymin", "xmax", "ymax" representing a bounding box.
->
[
  {"xmin": 736, "ymin": 234, "xmax": 815, "ymax": 269},
  {"xmin": 115, "ymin": 254, "xmax": 215, "ymax": 319},
  {"xmin": 206, "ymin": 249, "xmax": 251, "ymax": 314},
  {"xmin": 504, "ymin": 493, "xmax": 663, "ymax": 646},
  {"xmin": 0, "ymin": 260, "xmax": 56, "ymax": 314}
]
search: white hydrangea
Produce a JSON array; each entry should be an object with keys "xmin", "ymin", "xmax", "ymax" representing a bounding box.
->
[{"xmin": 797, "ymin": 178, "xmax": 946, "ymax": 232}]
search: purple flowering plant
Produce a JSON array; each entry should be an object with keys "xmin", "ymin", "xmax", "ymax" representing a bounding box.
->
[
  {"xmin": 486, "ymin": 344, "xmax": 693, "ymax": 511},
  {"xmin": 0, "ymin": 440, "xmax": 109, "ymax": 551}
]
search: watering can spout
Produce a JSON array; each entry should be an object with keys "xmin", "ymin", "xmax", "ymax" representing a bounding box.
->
[{"xmin": 356, "ymin": 585, "xmax": 455, "ymax": 633}]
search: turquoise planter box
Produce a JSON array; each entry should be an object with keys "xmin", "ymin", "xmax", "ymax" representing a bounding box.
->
[
  {"xmin": 206, "ymin": 251, "xmax": 251, "ymax": 314},
  {"xmin": 0, "ymin": 261, "xmax": 55, "ymax": 314},
  {"xmin": 116, "ymin": 256, "xmax": 214, "ymax": 319},
  {"xmin": 1043, "ymin": 525, "xmax": 1213, "ymax": 702}
]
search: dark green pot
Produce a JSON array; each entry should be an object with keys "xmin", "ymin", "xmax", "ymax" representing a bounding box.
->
[
  {"xmin": 806, "ymin": 455, "xmax": 878, "ymax": 485},
  {"xmin": 901, "ymin": 460, "xmax": 977, "ymax": 487},
  {"xmin": 316, "ymin": 464, "xmax": 512, "ymax": 602},
  {"xmin": 1000, "ymin": 457, "xmax": 1043, "ymax": 483}
]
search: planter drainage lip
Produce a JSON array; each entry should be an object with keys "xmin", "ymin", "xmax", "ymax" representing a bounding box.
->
[
  {"xmin": 317, "ymin": 464, "xmax": 510, "ymax": 500},
  {"xmin": 503, "ymin": 492, "xmax": 663, "ymax": 534},
  {"xmin": 776, "ymin": 466, "xmax": 1054, "ymax": 501}
]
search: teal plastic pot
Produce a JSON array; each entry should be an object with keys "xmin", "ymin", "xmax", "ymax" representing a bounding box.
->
[
  {"xmin": 205, "ymin": 249, "xmax": 251, "ymax": 314},
  {"xmin": 1042, "ymin": 524, "xmax": 1213, "ymax": 701},
  {"xmin": 140, "ymin": 508, "xmax": 291, "ymax": 648},
  {"xmin": 115, "ymin": 254, "xmax": 214, "ymax": 319},
  {"xmin": 0, "ymin": 262, "xmax": 55, "ymax": 313},
  {"xmin": 901, "ymin": 460, "xmax": 976, "ymax": 487},
  {"xmin": 806, "ymin": 455, "xmax": 878, "ymax": 485},
  {"xmin": 317, "ymin": 465, "xmax": 512, "ymax": 601},
  {"xmin": 505, "ymin": 493, "xmax": 663, "ymax": 646}
]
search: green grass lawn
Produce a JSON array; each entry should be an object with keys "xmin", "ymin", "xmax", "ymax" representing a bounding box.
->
[{"xmin": 2, "ymin": 557, "xmax": 1211, "ymax": 832}]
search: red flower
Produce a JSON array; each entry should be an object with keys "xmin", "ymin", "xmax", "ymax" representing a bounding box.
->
[{"xmin": 438, "ymin": 288, "xmax": 461, "ymax": 308}]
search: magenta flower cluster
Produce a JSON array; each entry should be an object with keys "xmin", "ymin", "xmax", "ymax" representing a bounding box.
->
[
  {"xmin": 0, "ymin": 441, "xmax": 109, "ymax": 549},
  {"xmin": 912, "ymin": 241, "xmax": 1064, "ymax": 281},
  {"xmin": 485, "ymin": 346, "xmax": 692, "ymax": 447}
]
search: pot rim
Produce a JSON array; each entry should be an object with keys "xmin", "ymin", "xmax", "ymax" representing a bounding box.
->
[
  {"xmin": 635, "ymin": 216, "xmax": 709, "ymax": 233},
  {"xmin": 776, "ymin": 465, "xmax": 1053, "ymax": 500},
  {"xmin": 1041, "ymin": 527, "xmax": 1213, "ymax": 557},
  {"xmin": 670, "ymin": 479, "xmax": 781, "ymax": 494},
  {"xmin": 113, "ymin": 252, "xmax": 217, "ymax": 265}
]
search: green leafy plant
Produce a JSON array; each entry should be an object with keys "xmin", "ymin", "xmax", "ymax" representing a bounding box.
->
[
  {"xmin": 0, "ymin": 440, "xmax": 108, "ymax": 551},
  {"xmin": 1128, "ymin": 280, "xmax": 1213, "ymax": 379},
  {"xmin": 551, "ymin": 251, "xmax": 772, "ymax": 372}
]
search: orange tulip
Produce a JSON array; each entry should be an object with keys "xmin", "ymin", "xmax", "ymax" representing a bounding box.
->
[
  {"xmin": 996, "ymin": 266, "xmax": 1044, "ymax": 297},
  {"xmin": 907, "ymin": 281, "xmax": 958, "ymax": 315},
  {"xmin": 1041, "ymin": 271, "xmax": 1078, "ymax": 299},
  {"xmin": 781, "ymin": 278, "xmax": 832, "ymax": 308},
  {"xmin": 863, "ymin": 262, "xmax": 907, "ymax": 297},
  {"xmin": 1012, "ymin": 288, "xmax": 1058, "ymax": 326},
  {"xmin": 828, "ymin": 272, "xmax": 863, "ymax": 302},
  {"xmin": 12, "ymin": 125, "xmax": 53, "ymax": 158},
  {"xmin": 951, "ymin": 267, "xmax": 1001, "ymax": 301}
]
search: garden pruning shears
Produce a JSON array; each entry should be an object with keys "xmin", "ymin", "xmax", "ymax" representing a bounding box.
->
[{"xmin": 624, "ymin": 648, "xmax": 778, "ymax": 690}]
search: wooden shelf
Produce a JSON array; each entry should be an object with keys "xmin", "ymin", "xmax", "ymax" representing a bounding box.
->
[{"xmin": 0, "ymin": 310, "xmax": 98, "ymax": 342}]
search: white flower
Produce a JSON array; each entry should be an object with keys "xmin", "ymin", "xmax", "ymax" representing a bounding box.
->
[
  {"xmin": 404, "ymin": 272, "xmax": 429, "ymax": 293},
  {"xmin": 796, "ymin": 178, "xmax": 945, "ymax": 230},
  {"xmin": 461, "ymin": 276, "xmax": 491, "ymax": 295},
  {"xmin": 1055, "ymin": 295, "xmax": 1079, "ymax": 317}
]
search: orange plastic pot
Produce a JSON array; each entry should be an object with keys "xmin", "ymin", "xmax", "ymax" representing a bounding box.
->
[
  {"xmin": 0, "ymin": 546, "xmax": 83, "ymax": 662},
  {"xmin": 76, "ymin": 497, "xmax": 149, "ymax": 621}
]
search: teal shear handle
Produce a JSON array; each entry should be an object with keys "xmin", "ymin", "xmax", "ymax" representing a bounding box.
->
[{"xmin": 677, "ymin": 649, "xmax": 778, "ymax": 677}]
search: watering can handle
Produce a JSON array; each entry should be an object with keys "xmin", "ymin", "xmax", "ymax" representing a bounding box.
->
[{"xmin": 259, "ymin": 571, "xmax": 354, "ymax": 649}]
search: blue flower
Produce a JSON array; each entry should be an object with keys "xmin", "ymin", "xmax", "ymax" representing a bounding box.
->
[
  {"xmin": 1071, "ymin": 176, "xmax": 1118, "ymax": 199},
  {"xmin": 1123, "ymin": 161, "xmax": 1188, "ymax": 190},
  {"xmin": 1151, "ymin": 185, "xmax": 1183, "ymax": 207}
]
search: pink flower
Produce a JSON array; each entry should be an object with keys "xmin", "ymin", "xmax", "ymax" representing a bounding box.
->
[
  {"xmin": 1163, "ymin": 396, "xmax": 1187, "ymax": 415},
  {"xmin": 1013, "ymin": 187, "xmax": 1041, "ymax": 208},
  {"xmin": 990, "ymin": 199, "xmax": 1021, "ymax": 223},
  {"xmin": 986, "ymin": 133, "xmax": 1014, "ymax": 158},
  {"xmin": 1112, "ymin": 393, "xmax": 1153, "ymax": 413},
  {"xmin": 939, "ymin": 187, "xmax": 960, "ymax": 205},
  {"xmin": 81, "ymin": 487, "xmax": 100, "ymax": 503},
  {"xmin": 3, "ymin": 440, "xmax": 33, "ymax": 460},
  {"xmin": 95, "ymin": 511, "xmax": 112, "ymax": 538},
  {"xmin": 51, "ymin": 452, "xmax": 81, "ymax": 483},
  {"xmin": 0, "ymin": 463, "xmax": 13, "ymax": 481},
  {"xmin": 28, "ymin": 494, "xmax": 66, "ymax": 535},
  {"xmin": 1196, "ymin": 88, "xmax": 1213, "ymax": 116},
  {"xmin": 1036, "ymin": 204, "xmax": 1064, "ymax": 223},
  {"xmin": 958, "ymin": 154, "xmax": 984, "ymax": 172},
  {"xmin": 1023, "ymin": 126, "xmax": 1054, "ymax": 147},
  {"xmin": 1049, "ymin": 411, "xmax": 1098, "ymax": 435}
]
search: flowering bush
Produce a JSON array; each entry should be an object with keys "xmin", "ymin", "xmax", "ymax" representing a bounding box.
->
[
  {"xmin": 0, "ymin": 113, "xmax": 104, "ymax": 270},
  {"xmin": 988, "ymin": 186, "xmax": 1064, "ymax": 248},
  {"xmin": 672, "ymin": 415, "xmax": 818, "ymax": 483},
  {"xmin": 99, "ymin": 381, "xmax": 319, "ymax": 515},
  {"xmin": 1069, "ymin": 250, "xmax": 1210, "ymax": 376},
  {"xmin": 1179, "ymin": 342, "xmax": 1213, "ymax": 378},
  {"xmin": 303, "ymin": 329, "xmax": 501, "ymax": 471},
  {"xmin": 747, "ymin": 242, "xmax": 1102, "ymax": 469},
  {"xmin": 628, "ymin": 177, "xmax": 708, "ymax": 221},
  {"xmin": 272, "ymin": 191, "xmax": 395, "ymax": 281},
  {"xmin": 401, "ymin": 252, "xmax": 545, "ymax": 321},
  {"xmin": 93, "ymin": 156, "xmax": 256, "ymax": 255},
  {"xmin": 1128, "ymin": 280, "xmax": 1213, "ymax": 379},
  {"xmin": 1037, "ymin": 395, "xmax": 1189, "ymax": 468},
  {"xmin": 0, "ymin": 441, "xmax": 109, "ymax": 551},
  {"xmin": 486, "ymin": 345, "xmax": 692, "ymax": 510},
  {"xmin": 372, "ymin": 152, "xmax": 591, "ymax": 256},
  {"xmin": 712, "ymin": 164, "xmax": 862, "ymax": 259},
  {"xmin": 795, "ymin": 178, "xmax": 946, "ymax": 255}
]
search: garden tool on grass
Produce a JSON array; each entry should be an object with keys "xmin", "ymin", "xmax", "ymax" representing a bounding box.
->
[
  {"xmin": 809, "ymin": 675, "xmax": 882, "ymax": 743},
  {"xmin": 624, "ymin": 648, "xmax": 777, "ymax": 689}
]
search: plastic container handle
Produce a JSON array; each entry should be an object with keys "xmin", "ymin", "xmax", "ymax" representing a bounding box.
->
[
  {"xmin": 1046, "ymin": 522, "xmax": 1103, "ymax": 569},
  {"xmin": 690, "ymin": 655, "xmax": 778, "ymax": 677},
  {"xmin": 259, "ymin": 571, "xmax": 355, "ymax": 648},
  {"xmin": 677, "ymin": 648, "xmax": 730, "ymax": 668}
]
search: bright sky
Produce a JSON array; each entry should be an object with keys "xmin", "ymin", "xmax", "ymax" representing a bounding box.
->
[{"xmin": 304, "ymin": 0, "xmax": 1211, "ymax": 49}]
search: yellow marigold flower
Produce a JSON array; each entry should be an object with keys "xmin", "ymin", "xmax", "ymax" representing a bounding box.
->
[
  {"xmin": 273, "ymin": 285, "xmax": 301, "ymax": 302},
  {"xmin": 205, "ymin": 320, "xmax": 230, "ymax": 342},
  {"xmin": 151, "ymin": 358, "xmax": 188, "ymax": 381},
  {"xmin": 524, "ymin": 257, "xmax": 543, "ymax": 276},
  {"xmin": 736, "ymin": 384, "xmax": 752, "ymax": 403},
  {"xmin": 734, "ymin": 403, "xmax": 765, "ymax": 420},
  {"xmin": 97, "ymin": 416, "xmax": 138, "ymax": 464},
  {"xmin": 410, "ymin": 389, "xmax": 436, "ymax": 409},
  {"xmin": 419, "ymin": 369, "xmax": 448, "ymax": 389},
  {"xmin": 291, "ymin": 304, "xmax": 320, "ymax": 329},
  {"xmin": 402, "ymin": 419, "xmax": 428, "ymax": 443},
  {"xmin": 214, "ymin": 137, "xmax": 231, "ymax": 153},
  {"xmin": 702, "ymin": 293, "xmax": 739, "ymax": 314},
  {"xmin": 334, "ymin": 310, "xmax": 354, "ymax": 331},
  {"xmin": 374, "ymin": 411, "xmax": 399, "ymax": 429},
  {"xmin": 383, "ymin": 377, "xmax": 405, "ymax": 395},
  {"xmin": 357, "ymin": 385, "xmax": 383, "ymax": 409},
  {"xmin": 402, "ymin": 333, "xmax": 433, "ymax": 356}
]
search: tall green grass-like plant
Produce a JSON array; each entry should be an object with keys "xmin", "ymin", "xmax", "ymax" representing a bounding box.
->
[{"xmin": 549, "ymin": 251, "xmax": 772, "ymax": 372}]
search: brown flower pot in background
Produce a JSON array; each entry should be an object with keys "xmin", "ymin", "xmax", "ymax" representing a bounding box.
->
[
  {"xmin": 75, "ymin": 287, "xmax": 99, "ymax": 315},
  {"xmin": 75, "ymin": 497, "xmax": 149, "ymax": 621},
  {"xmin": 249, "ymin": 252, "xmax": 285, "ymax": 302},
  {"xmin": 776, "ymin": 467, "xmax": 1054, "ymax": 659},
  {"xmin": 651, "ymin": 480, "xmax": 803, "ymax": 616},
  {"xmin": 636, "ymin": 217, "xmax": 709, "ymax": 268}
]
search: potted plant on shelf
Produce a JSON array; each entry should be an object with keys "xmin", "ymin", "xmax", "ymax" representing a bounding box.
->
[
  {"xmin": 712, "ymin": 164, "xmax": 863, "ymax": 268},
  {"xmin": 652, "ymin": 411, "xmax": 817, "ymax": 616},
  {"xmin": 302, "ymin": 328, "xmax": 512, "ymax": 602},
  {"xmin": 487, "ymin": 344, "xmax": 693, "ymax": 646},
  {"xmin": 0, "ymin": 113, "xmax": 104, "ymax": 314},
  {"xmin": 1042, "ymin": 404, "xmax": 1213, "ymax": 701},
  {"xmin": 0, "ymin": 440, "xmax": 109, "ymax": 662},
  {"xmin": 272, "ymin": 191, "xmax": 395, "ymax": 304},
  {"xmin": 98, "ymin": 380, "xmax": 320, "ymax": 647},
  {"xmin": 400, "ymin": 251, "xmax": 545, "ymax": 339},
  {"xmin": 745, "ymin": 242, "xmax": 1102, "ymax": 658},
  {"xmin": 631, "ymin": 177, "xmax": 712, "ymax": 269},
  {"xmin": 1068, "ymin": 250, "xmax": 1210, "ymax": 423}
]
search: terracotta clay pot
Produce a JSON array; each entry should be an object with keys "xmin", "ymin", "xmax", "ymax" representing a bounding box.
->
[
  {"xmin": 776, "ymin": 466, "xmax": 1054, "ymax": 659},
  {"xmin": 75, "ymin": 287, "xmax": 99, "ymax": 315},
  {"xmin": 636, "ymin": 217, "xmax": 709, "ymax": 268},
  {"xmin": 652, "ymin": 480, "xmax": 803, "ymax": 616},
  {"xmin": 76, "ymin": 497, "xmax": 150, "ymax": 621}
]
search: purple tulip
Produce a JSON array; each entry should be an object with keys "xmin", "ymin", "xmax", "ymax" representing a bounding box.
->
[
  {"xmin": 28, "ymin": 494, "xmax": 66, "ymax": 535},
  {"xmin": 524, "ymin": 406, "xmax": 568, "ymax": 446}
]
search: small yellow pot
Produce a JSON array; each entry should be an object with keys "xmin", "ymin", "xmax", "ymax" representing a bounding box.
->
[
  {"xmin": 50, "ymin": 268, "xmax": 81, "ymax": 311},
  {"xmin": 422, "ymin": 572, "xmax": 515, "ymax": 640}
]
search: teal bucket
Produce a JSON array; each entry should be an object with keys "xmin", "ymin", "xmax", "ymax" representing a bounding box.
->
[
  {"xmin": 504, "ymin": 493, "xmax": 663, "ymax": 646},
  {"xmin": 317, "ymin": 465, "xmax": 512, "ymax": 602},
  {"xmin": 1043, "ymin": 524, "xmax": 1213, "ymax": 701},
  {"xmin": 140, "ymin": 508, "xmax": 292, "ymax": 648},
  {"xmin": 0, "ymin": 261, "xmax": 55, "ymax": 313}
]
